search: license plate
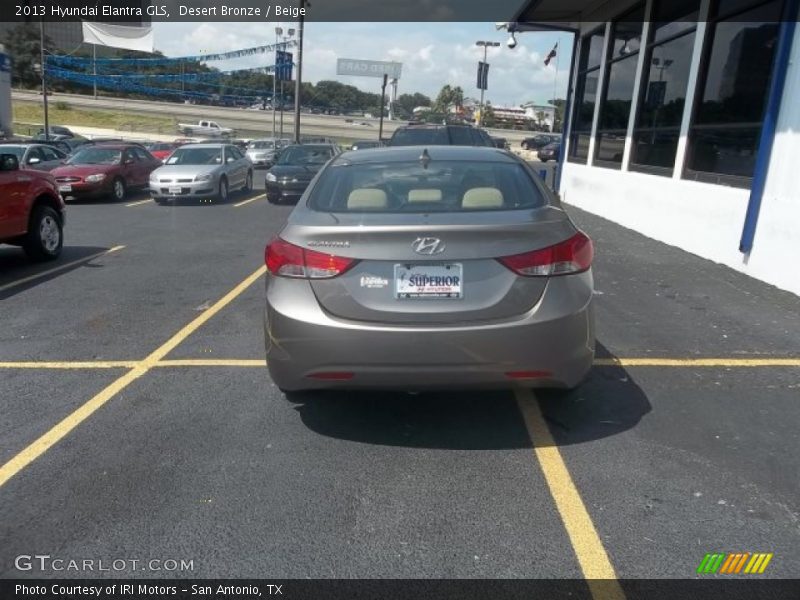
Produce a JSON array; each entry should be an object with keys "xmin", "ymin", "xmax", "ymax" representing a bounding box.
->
[
  {"xmin": 58, "ymin": 184, "xmax": 71, "ymax": 192},
  {"xmin": 169, "ymin": 186, "xmax": 182, "ymax": 194},
  {"xmin": 394, "ymin": 263, "xmax": 463, "ymax": 299}
]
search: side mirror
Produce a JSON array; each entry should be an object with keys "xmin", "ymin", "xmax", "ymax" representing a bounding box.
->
[
  {"xmin": 226, "ymin": 157, "xmax": 235, "ymax": 163},
  {"xmin": 124, "ymin": 158, "xmax": 135, "ymax": 165},
  {"xmin": 0, "ymin": 153, "xmax": 20, "ymax": 171},
  {"xmin": 27, "ymin": 157, "xmax": 41, "ymax": 165}
]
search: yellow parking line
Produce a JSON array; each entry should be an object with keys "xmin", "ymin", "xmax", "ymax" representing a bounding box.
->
[
  {"xmin": 233, "ymin": 193, "xmax": 266, "ymax": 207},
  {"xmin": 594, "ymin": 357, "xmax": 800, "ymax": 367},
  {"xmin": 125, "ymin": 198, "xmax": 152, "ymax": 207},
  {"xmin": 516, "ymin": 389, "xmax": 625, "ymax": 600},
  {"xmin": 0, "ymin": 361, "xmax": 137, "ymax": 369},
  {"xmin": 155, "ymin": 359, "xmax": 267, "ymax": 367},
  {"xmin": 1, "ymin": 356, "xmax": 799, "ymax": 371},
  {"xmin": 0, "ymin": 265, "xmax": 267, "ymax": 489},
  {"xmin": 0, "ymin": 245, "xmax": 125, "ymax": 294}
]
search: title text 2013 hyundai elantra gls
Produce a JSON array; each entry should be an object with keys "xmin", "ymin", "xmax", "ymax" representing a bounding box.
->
[{"xmin": 264, "ymin": 146, "xmax": 594, "ymax": 392}]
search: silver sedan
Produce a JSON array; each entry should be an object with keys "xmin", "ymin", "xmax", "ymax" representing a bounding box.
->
[
  {"xmin": 149, "ymin": 143, "xmax": 253, "ymax": 203},
  {"xmin": 264, "ymin": 146, "xmax": 595, "ymax": 392}
]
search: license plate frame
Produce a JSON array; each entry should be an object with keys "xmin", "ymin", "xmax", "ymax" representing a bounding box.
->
[
  {"xmin": 58, "ymin": 184, "xmax": 72, "ymax": 193},
  {"xmin": 394, "ymin": 263, "xmax": 463, "ymax": 300},
  {"xmin": 168, "ymin": 186, "xmax": 182, "ymax": 195}
]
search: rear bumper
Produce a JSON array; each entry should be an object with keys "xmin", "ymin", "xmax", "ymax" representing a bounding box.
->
[{"xmin": 264, "ymin": 272, "xmax": 595, "ymax": 391}]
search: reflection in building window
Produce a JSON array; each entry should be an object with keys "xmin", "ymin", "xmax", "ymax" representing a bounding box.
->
[
  {"xmin": 594, "ymin": 6, "xmax": 645, "ymax": 168},
  {"xmin": 630, "ymin": 0, "xmax": 700, "ymax": 174},
  {"xmin": 685, "ymin": 0, "xmax": 783, "ymax": 186},
  {"xmin": 568, "ymin": 28, "xmax": 604, "ymax": 163}
]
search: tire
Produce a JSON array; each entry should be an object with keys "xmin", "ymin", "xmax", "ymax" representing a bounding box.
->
[
  {"xmin": 23, "ymin": 206, "xmax": 63, "ymax": 261},
  {"xmin": 111, "ymin": 177, "xmax": 126, "ymax": 202},
  {"xmin": 217, "ymin": 177, "xmax": 228, "ymax": 202},
  {"xmin": 154, "ymin": 197, "xmax": 166, "ymax": 205},
  {"xmin": 242, "ymin": 170, "xmax": 253, "ymax": 193}
]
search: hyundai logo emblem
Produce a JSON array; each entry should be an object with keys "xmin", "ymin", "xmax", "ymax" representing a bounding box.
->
[{"xmin": 412, "ymin": 237, "xmax": 446, "ymax": 255}]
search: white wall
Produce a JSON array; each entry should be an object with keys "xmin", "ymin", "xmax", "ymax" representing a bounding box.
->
[{"xmin": 559, "ymin": 24, "xmax": 800, "ymax": 297}]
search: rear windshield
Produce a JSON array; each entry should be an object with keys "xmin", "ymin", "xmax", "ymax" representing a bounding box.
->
[
  {"xmin": 390, "ymin": 128, "xmax": 449, "ymax": 146},
  {"xmin": 308, "ymin": 160, "xmax": 546, "ymax": 213},
  {"xmin": 249, "ymin": 141, "xmax": 275, "ymax": 149}
]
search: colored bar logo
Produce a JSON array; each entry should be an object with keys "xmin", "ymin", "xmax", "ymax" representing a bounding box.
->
[{"xmin": 697, "ymin": 553, "xmax": 773, "ymax": 574}]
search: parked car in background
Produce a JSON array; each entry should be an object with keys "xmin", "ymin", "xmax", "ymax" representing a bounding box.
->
[
  {"xmin": 350, "ymin": 139, "xmax": 384, "ymax": 151},
  {"xmin": 491, "ymin": 137, "xmax": 509, "ymax": 150},
  {"xmin": 265, "ymin": 143, "xmax": 339, "ymax": 205},
  {"xmin": 51, "ymin": 143, "xmax": 162, "ymax": 201},
  {"xmin": 263, "ymin": 145, "xmax": 594, "ymax": 392},
  {"xmin": 28, "ymin": 138, "xmax": 77, "ymax": 155},
  {"xmin": 146, "ymin": 142, "xmax": 181, "ymax": 162},
  {"xmin": 35, "ymin": 125, "xmax": 75, "ymax": 138},
  {"xmin": 388, "ymin": 124, "xmax": 494, "ymax": 147},
  {"xmin": 149, "ymin": 143, "xmax": 253, "ymax": 204},
  {"xmin": 537, "ymin": 142, "xmax": 561, "ymax": 163},
  {"xmin": 246, "ymin": 138, "xmax": 281, "ymax": 167},
  {"xmin": 0, "ymin": 143, "xmax": 68, "ymax": 172},
  {"xmin": 0, "ymin": 152, "xmax": 65, "ymax": 260},
  {"xmin": 521, "ymin": 134, "xmax": 560, "ymax": 150}
]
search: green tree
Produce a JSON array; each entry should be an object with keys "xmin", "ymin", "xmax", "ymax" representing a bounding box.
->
[
  {"xmin": 3, "ymin": 24, "xmax": 53, "ymax": 88},
  {"xmin": 433, "ymin": 84, "xmax": 464, "ymax": 115},
  {"xmin": 481, "ymin": 103, "xmax": 496, "ymax": 127}
]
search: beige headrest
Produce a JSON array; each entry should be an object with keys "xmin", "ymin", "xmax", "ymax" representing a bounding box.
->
[
  {"xmin": 462, "ymin": 187, "xmax": 504, "ymax": 209},
  {"xmin": 347, "ymin": 188, "xmax": 388, "ymax": 210},
  {"xmin": 408, "ymin": 188, "xmax": 442, "ymax": 203}
]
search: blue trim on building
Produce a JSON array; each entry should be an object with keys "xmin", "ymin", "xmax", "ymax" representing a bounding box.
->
[{"xmin": 739, "ymin": 0, "xmax": 799, "ymax": 254}]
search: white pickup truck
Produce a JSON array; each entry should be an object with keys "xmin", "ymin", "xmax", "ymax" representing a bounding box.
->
[{"xmin": 177, "ymin": 120, "xmax": 234, "ymax": 137}]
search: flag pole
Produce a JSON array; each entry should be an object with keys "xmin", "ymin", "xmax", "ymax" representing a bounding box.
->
[{"xmin": 553, "ymin": 39, "xmax": 559, "ymax": 132}]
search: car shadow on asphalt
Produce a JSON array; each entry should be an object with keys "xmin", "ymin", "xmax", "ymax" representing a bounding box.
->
[
  {"xmin": 286, "ymin": 343, "xmax": 651, "ymax": 450},
  {"xmin": 0, "ymin": 245, "xmax": 114, "ymax": 300},
  {"xmin": 65, "ymin": 189, "xmax": 151, "ymax": 205}
]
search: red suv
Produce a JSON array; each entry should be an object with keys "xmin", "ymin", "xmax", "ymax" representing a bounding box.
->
[{"xmin": 0, "ymin": 152, "xmax": 65, "ymax": 260}]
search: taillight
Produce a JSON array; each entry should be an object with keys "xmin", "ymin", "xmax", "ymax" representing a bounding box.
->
[
  {"xmin": 265, "ymin": 237, "xmax": 356, "ymax": 279},
  {"xmin": 498, "ymin": 232, "xmax": 593, "ymax": 277}
]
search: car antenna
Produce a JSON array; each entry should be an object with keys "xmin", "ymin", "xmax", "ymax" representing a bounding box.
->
[{"xmin": 419, "ymin": 148, "xmax": 431, "ymax": 169}]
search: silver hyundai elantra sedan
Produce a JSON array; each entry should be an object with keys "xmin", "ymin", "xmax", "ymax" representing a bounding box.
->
[{"xmin": 264, "ymin": 146, "xmax": 594, "ymax": 392}]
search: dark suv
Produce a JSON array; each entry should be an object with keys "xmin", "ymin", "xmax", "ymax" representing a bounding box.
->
[{"xmin": 388, "ymin": 124, "xmax": 494, "ymax": 147}]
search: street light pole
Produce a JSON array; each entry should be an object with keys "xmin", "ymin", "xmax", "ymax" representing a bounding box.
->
[
  {"xmin": 40, "ymin": 19, "xmax": 49, "ymax": 141},
  {"xmin": 475, "ymin": 41, "xmax": 499, "ymax": 128},
  {"xmin": 272, "ymin": 28, "xmax": 280, "ymax": 140},
  {"xmin": 293, "ymin": 0, "xmax": 305, "ymax": 144}
]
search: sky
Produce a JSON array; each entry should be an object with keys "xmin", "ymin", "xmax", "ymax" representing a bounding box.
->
[{"xmin": 151, "ymin": 22, "xmax": 573, "ymax": 107}]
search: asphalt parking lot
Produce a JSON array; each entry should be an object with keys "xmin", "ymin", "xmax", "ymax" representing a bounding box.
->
[{"xmin": 1, "ymin": 172, "xmax": 798, "ymax": 588}]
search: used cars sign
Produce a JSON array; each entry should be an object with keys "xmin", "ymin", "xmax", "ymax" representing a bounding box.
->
[{"xmin": 336, "ymin": 59, "xmax": 402, "ymax": 79}]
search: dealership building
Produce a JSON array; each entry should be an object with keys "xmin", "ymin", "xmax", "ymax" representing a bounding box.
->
[{"xmin": 510, "ymin": 0, "xmax": 800, "ymax": 296}]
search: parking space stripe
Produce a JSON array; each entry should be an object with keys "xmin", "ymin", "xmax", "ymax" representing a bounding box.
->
[
  {"xmin": 2, "ymin": 357, "xmax": 799, "ymax": 371},
  {"xmin": 154, "ymin": 359, "xmax": 267, "ymax": 367},
  {"xmin": 0, "ymin": 361, "xmax": 136, "ymax": 369},
  {"xmin": 233, "ymin": 194, "xmax": 266, "ymax": 207},
  {"xmin": 125, "ymin": 198, "xmax": 153, "ymax": 207},
  {"xmin": 595, "ymin": 357, "xmax": 800, "ymax": 367},
  {"xmin": 0, "ymin": 265, "xmax": 266, "ymax": 490},
  {"xmin": 0, "ymin": 245, "xmax": 125, "ymax": 294},
  {"xmin": 516, "ymin": 389, "xmax": 625, "ymax": 599}
]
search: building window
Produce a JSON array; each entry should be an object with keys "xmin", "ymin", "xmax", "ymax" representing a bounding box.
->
[
  {"xmin": 684, "ymin": 0, "xmax": 784, "ymax": 186},
  {"xmin": 568, "ymin": 28, "xmax": 604, "ymax": 163},
  {"xmin": 630, "ymin": 0, "xmax": 700, "ymax": 174},
  {"xmin": 593, "ymin": 6, "xmax": 645, "ymax": 168}
]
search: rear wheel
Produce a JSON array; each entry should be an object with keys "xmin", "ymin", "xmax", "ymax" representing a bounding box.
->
[
  {"xmin": 23, "ymin": 206, "xmax": 63, "ymax": 261},
  {"xmin": 217, "ymin": 177, "xmax": 228, "ymax": 202},
  {"xmin": 111, "ymin": 177, "xmax": 126, "ymax": 202},
  {"xmin": 242, "ymin": 170, "xmax": 253, "ymax": 192}
]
